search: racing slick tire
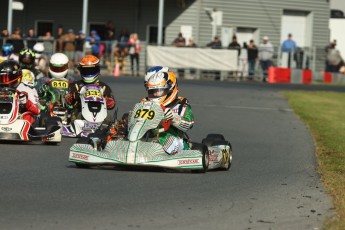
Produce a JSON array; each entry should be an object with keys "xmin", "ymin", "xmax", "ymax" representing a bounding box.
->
[
  {"xmin": 44, "ymin": 117, "xmax": 61, "ymax": 145},
  {"xmin": 74, "ymin": 137, "xmax": 93, "ymax": 168},
  {"xmin": 211, "ymin": 140, "xmax": 233, "ymax": 171},
  {"xmin": 201, "ymin": 134, "xmax": 225, "ymax": 147},
  {"xmin": 190, "ymin": 142, "xmax": 209, "ymax": 173}
]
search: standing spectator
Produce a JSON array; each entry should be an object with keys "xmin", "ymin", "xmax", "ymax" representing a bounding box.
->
[
  {"xmin": 104, "ymin": 20, "xmax": 116, "ymax": 64},
  {"xmin": 171, "ymin": 32, "xmax": 186, "ymax": 47},
  {"xmin": 258, "ymin": 36, "xmax": 274, "ymax": 82},
  {"xmin": 115, "ymin": 27, "xmax": 130, "ymax": 58},
  {"xmin": 128, "ymin": 33, "xmax": 141, "ymax": 76},
  {"xmin": 41, "ymin": 31, "xmax": 54, "ymax": 57},
  {"xmin": 246, "ymin": 40, "xmax": 258, "ymax": 80},
  {"xmin": 281, "ymin": 33, "xmax": 297, "ymax": 68},
  {"xmin": 171, "ymin": 32, "xmax": 186, "ymax": 77},
  {"xmin": 206, "ymin": 35, "xmax": 221, "ymax": 48},
  {"xmin": 228, "ymin": 35, "xmax": 241, "ymax": 56},
  {"xmin": 56, "ymin": 25, "xmax": 64, "ymax": 52},
  {"xmin": 0, "ymin": 28, "xmax": 9, "ymax": 51},
  {"xmin": 25, "ymin": 28, "xmax": 37, "ymax": 49},
  {"xmin": 75, "ymin": 30, "xmax": 86, "ymax": 66},
  {"xmin": 60, "ymin": 29, "xmax": 76, "ymax": 67},
  {"xmin": 326, "ymin": 41, "xmax": 343, "ymax": 73},
  {"xmin": 86, "ymin": 30, "xmax": 101, "ymax": 57},
  {"xmin": 8, "ymin": 27, "xmax": 25, "ymax": 55}
]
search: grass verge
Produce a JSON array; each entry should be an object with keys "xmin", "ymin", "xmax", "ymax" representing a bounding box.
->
[{"xmin": 284, "ymin": 91, "xmax": 345, "ymax": 230}]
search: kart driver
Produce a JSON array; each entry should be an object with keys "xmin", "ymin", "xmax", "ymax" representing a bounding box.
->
[
  {"xmin": 141, "ymin": 71, "xmax": 194, "ymax": 155},
  {"xmin": 144, "ymin": 66, "xmax": 169, "ymax": 89},
  {"xmin": 0, "ymin": 60, "xmax": 40, "ymax": 124},
  {"xmin": 66, "ymin": 55, "xmax": 115, "ymax": 120}
]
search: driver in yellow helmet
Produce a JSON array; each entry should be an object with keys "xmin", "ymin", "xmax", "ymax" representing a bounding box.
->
[{"xmin": 141, "ymin": 71, "xmax": 194, "ymax": 155}]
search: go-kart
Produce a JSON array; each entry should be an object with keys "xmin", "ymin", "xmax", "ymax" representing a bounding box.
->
[
  {"xmin": 68, "ymin": 101, "xmax": 232, "ymax": 172},
  {"xmin": 0, "ymin": 87, "xmax": 61, "ymax": 144},
  {"xmin": 61, "ymin": 84, "xmax": 108, "ymax": 138}
]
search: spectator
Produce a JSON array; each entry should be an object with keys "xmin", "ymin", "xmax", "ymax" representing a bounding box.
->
[
  {"xmin": 42, "ymin": 31, "xmax": 54, "ymax": 57},
  {"xmin": 187, "ymin": 37, "xmax": 197, "ymax": 47},
  {"xmin": 171, "ymin": 32, "xmax": 186, "ymax": 77},
  {"xmin": 326, "ymin": 41, "xmax": 343, "ymax": 73},
  {"xmin": 206, "ymin": 35, "xmax": 221, "ymax": 48},
  {"xmin": 258, "ymin": 36, "xmax": 274, "ymax": 82},
  {"xmin": 281, "ymin": 33, "xmax": 297, "ymax": 68},
  {"xmin": 8, "ymin": 27, "xmax": 25, "ymax": 55},
  {"xmin": 228, "ymin": 35, "xmax": 241, "ymax": 56},
  {"xmin": 75, "ymin": 30, "xmax": 86, "ymax": 66},
  {"xmin": 171, "ymin": 32, "xmax": 186, "ymax": 47},
  {"xmin": 128, "ymin": 33, "xmax": 141, "ymax": 76},
  {"xmin": 0, "ymin": 28, "xmax": 9, "ymax": 49},
  {"xmin": 104, "ymin": 20, "xmax": 116, "ymax": 63},
  {"xmin": 25, "ymin": 28, "xmax": 36, "ymax": 49},
  {"xmin": 115, "ymin": 27, "xmax": 130, "ymax": 58},
  {"xmin": 86, "ymin": 30, "xmax": 101, "ymax": 57},
  {"xmin": 56, "ymin": 25, "xmax": 64, "ymax": 52},
  {"xmin": 60, "ymin": 29, "xmax": 76, "ymax": 67},
  {"xmin": 246, "ymin": 40, "xmax": 258, "ymax": 80}
]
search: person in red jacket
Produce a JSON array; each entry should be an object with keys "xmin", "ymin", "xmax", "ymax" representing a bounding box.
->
[
  {"xmin": 66, "ymin": 55, "xmax": 115, "ymax": 122},
  {"xmin": 0, "ymin": 60, "xmax": 40, "ymax": 124}
]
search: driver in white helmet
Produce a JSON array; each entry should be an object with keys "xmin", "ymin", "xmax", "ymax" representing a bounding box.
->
[
  {"xmin": 142, "ymin": 71, "xmax": 194, "ymax": 155},
  {"xmin": 38, "ymin": 53, "xmax": 75, "ymax": 114}
]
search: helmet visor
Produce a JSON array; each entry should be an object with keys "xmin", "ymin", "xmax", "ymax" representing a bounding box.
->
[
  {"xmin": 0, "ymin": 73, "xmax": 20, "ymax": 85},
  {"xmin": 79, "ymin": 65, "xmax": 100, "ymax": 78},
  {"xmin": 148, "ymin": 88, "xmax": 169, "ymax": 98},
  {"xmin": 49, "ymin": 63, "xmax": 68, "ymax": 73}
]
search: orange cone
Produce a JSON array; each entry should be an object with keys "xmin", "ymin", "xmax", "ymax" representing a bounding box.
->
[{"xmin": 113, "ymin": 63, "xmax": 120, "ymax": 77}]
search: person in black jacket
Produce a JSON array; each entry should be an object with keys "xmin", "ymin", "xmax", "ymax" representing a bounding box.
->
[{"xmin": 246, "ymin": 40, "xmax": 258, "ymax": 80}]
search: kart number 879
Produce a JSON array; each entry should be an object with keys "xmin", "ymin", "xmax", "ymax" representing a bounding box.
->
[{"xmin": 134, "ymin": 109, "xmax": 155, "ymax": 120}]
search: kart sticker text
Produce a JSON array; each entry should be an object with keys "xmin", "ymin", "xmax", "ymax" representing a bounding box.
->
[
  {"xmin": 52, "ymin": 81, "xmax": 68, "ymax": 89},
  {"xmin": 72, "ymin": 153, "xmax": 89, "ymax": 161},
  {"xmin": 85, "ymin": 90, "xmax": 102, "ymax": 98},
  {"xmin": 134, "ymin": 109, "xmax": 155, "ymax": 120},
  {"xmin": 178, "ymin": 159, "xmax": 200, "ymax": 165}
]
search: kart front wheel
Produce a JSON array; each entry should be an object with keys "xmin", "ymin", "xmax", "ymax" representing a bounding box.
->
[
  {"xmin": 211, "ymin": 140, "xmax": 233, "ymax": 171},
  {"xmin": 191, "ymin": 143, "xmax": 209, "ymax": 173}
]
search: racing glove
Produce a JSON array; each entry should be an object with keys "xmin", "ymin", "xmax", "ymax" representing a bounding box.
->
[
  {"xmin": 18, "ymin": 91, "xmax": 28, "ymax": 104},
  {"xmin": 106, "ymin": 97, "xmax": 115, "ymax": 109},
  {"xmin": 164, "ymin": 108, "xmax": 181, "ymax": 127},
  {"xmin": 65, "ymin": 92, "xmax": 74, "ymax": 105},
  {"xmin": 25, "ymin": 99, "xmax": 40, "ymax": 115}
]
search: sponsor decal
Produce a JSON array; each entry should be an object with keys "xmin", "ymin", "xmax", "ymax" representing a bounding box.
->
[
  {"xmin": 72, "ymin": 153, "xmax": 89, "ymax": 161},
  {"xmin": 1, "ymin": 127, "xmax": 12, "ymax": 132},
  {"xmin": 178, "ymin": 159, "xmax": 199, "ymax": 165},
  {"xmin": 209, "ymin": 155, "xmax": 218, "ymax": 161},
  {"xmin": 0, "ymin": 115, "xmax": 8, "ymax": 119}
]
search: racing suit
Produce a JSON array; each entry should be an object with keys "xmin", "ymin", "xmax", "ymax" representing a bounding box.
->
[
  {"xmin": 141, "ymin": 96, "xmax": 194, "ymax": 155},
  {"xmin": 66, "ymin": 80, "xmax": 116, "ymax": 135},
  {"xmin": 16, "ymin": 83, "xmax": 40, "ymax": 125}
]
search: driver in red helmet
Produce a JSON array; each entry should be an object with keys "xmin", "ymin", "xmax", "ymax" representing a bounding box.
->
[
  {"xmin": 0, "ymin": 60, "xmax": 40, "ymax": 124},
  {"xmin": 141, "ymin": 71, "xmax": 194, "ymax": 155}
]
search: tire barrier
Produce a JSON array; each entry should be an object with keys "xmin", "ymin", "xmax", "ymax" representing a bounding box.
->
[{"xmin": 267, "ymin": 67, "xmax": 344, "ymax": 84}]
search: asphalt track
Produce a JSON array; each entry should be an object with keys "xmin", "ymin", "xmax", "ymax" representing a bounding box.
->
[{"xmin": 0, "ymin": 77, "xmax": 339, "ymax": 230}]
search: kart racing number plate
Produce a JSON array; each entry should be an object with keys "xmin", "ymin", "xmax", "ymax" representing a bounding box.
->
[
  {"xmin": 134, "ymin": 109, "xmax": 155, "ymax": 120},
  {"xmin": 85, "ymin": 90, "xmax": 102, "ymax": 98},
  {"xmin": 52, "ymin": 80, "xmax": 68, "ymax": 89},
  {"xmin": 83, "ymin": 122, "xmax": 99, "ymax": 130}
]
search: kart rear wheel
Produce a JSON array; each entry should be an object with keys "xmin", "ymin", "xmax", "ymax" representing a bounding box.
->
[
  {"xmin": 202, "ymin": 133, "xmax": 225, "ymax": 147},
  {"xmin": 191, "ymin": 143, "xmax": 209, "ymax": 173},
  {"xmin": 74, "ymin": 137, "xmax": 92, "ymax": 169},
  {"xmin": 211, "ymin": 140, "xmax": 233, "ymax": 171}
]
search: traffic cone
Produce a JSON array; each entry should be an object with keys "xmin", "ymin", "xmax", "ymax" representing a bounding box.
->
[{"xmin": 113, "ymin": 63, "xmax": 120, "ymax": 77}]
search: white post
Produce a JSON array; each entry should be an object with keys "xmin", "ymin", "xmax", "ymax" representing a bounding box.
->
[
  {"xmin": 157, "ymin": 0, "xmax": 164, "ymax": 46},
  {"xmin": 82, "ymin": 0, "xmax": 88, "ymax": 34},
  {"xmin": 7, "ymin": 0, "xmax": 13, "ymax": 34}
]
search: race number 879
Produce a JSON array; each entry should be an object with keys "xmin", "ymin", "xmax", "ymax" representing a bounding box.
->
[{"xmin": 134, "ymin": 109, "xmax": 155, "ymax": 120}]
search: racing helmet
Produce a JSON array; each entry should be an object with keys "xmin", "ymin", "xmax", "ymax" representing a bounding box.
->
[
  {"xmin": 21, "ymin": 69, "xmax": 35, "ymax": 88},
  {"xmin": 33, "ymin": 42, "xmax": 45, "ymax": 58},
  {"xmin": 49, "ymin": 53, "xmax": 69, "ymax": 79},
  {"xmin": 78, "ymin": 55, "xmax": 100, "ymax": 84},
  {"xmin": 2, "ymin": 43, "xmax": 14, "ymax": 57},
  {"xmin": 19, "ymin": 48, "xmax": 36, "ymax": 70},
  {"xmin": 0, "ymin": 60, "xmax": 22, "ymax": 88},
  {"xmin": 147, "ymin": 71, "xmax": 178, "ymax": 106},
  {"xmin": 144, "ymin": 66, "xmax": 169, "ymax": 89}
]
